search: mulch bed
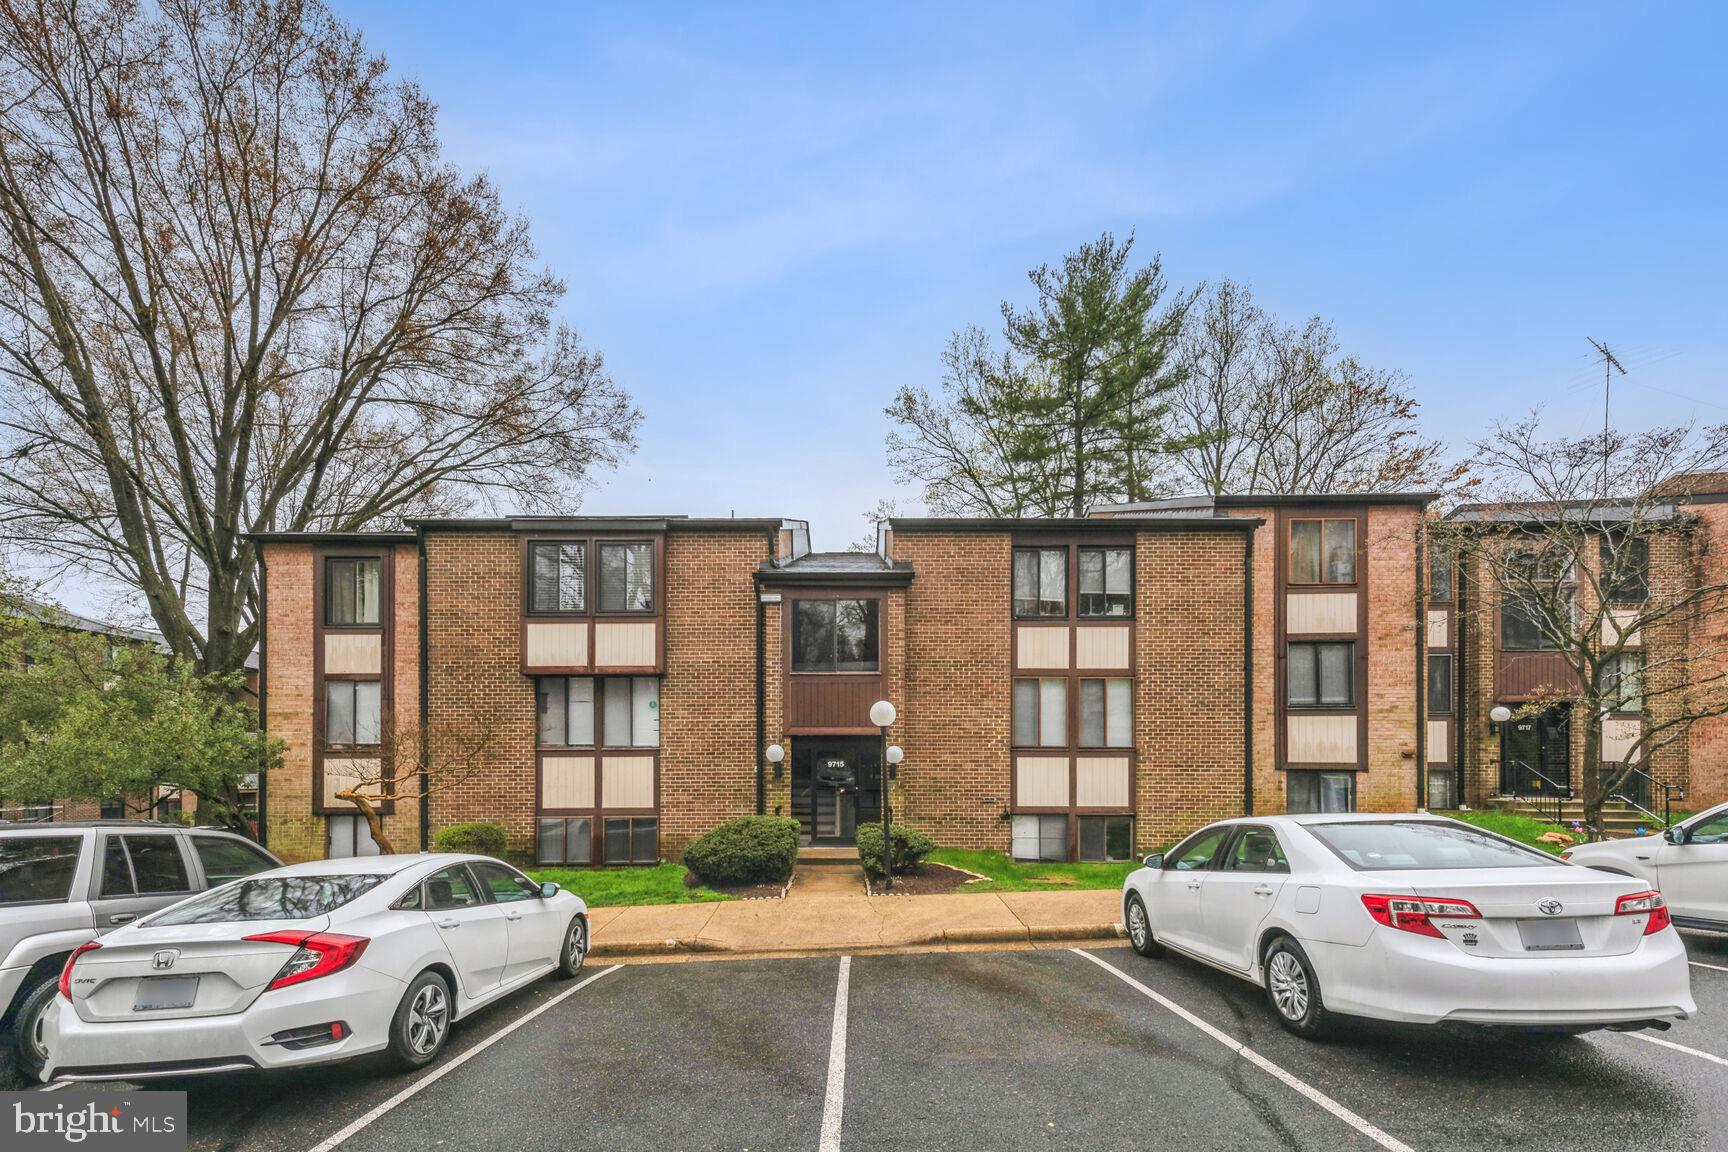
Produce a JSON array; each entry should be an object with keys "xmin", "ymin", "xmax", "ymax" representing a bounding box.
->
[
  {"xmin": 865, "ymin": 861, "xmax": 978, "ymax": 896},
  {"xmin": 690, "ymin": 873, "xmax": 787, "ymax": 900}
]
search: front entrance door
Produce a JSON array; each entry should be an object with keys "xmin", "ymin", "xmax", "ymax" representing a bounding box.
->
[
  {"xmin": 1501, "ymin": 707, "xmax": 1572, "ymax": 795},
  {"xmin": 791, "ymin": 737, "xmax": 882, "ymax": 845}
]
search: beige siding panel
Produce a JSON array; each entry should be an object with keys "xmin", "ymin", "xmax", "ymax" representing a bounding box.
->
[
  {"xmin": 1602, "ymin": 609, "xmax": 1642, "ymax": 648},
  {"xmin": 324, "ymin": 633, "xmax": 382, "ymax": 675},
  {"xmin": 1602, "ymin": 718, "xmax": 1642, "ymax": 763},
  {"xmin": 321, "ymin": 757, "xmax": 382, "ymax": 807},
  {"xmin": 595, "ymin": 621, "xmax": 657, "ymax": 667},
  {"xmin": 541, "ymin": 754, "xmax": 596, "ymax": 810},
  {"xmin": 1015, "ymin": 755, "xmax": 1070, "ymax": 807},
  {"xmin": 525, "ymin": 621, "xmax": 588, "ymax": 668},
  {"xmin": 602, "ymin": 755, "xmax": 657, "ymax": 809},
  {"xmin": 1075, "ymin": 756, "xmax": 1131, "ymax": 808},
  {"xmin": 1427, "ymin": 720, "xmax": 1450, "ymax": 764},
  {"xmin": 1016, "ymin": 625, "xmax": 1070, "ymax": 670},
  {"xmin": 1286, "ymin": 592, "xmax": 1357, "ymax": 635},
  {"xmin": 1075, "ymin": 625, "xmax": 1131, "ymax": 671},
  {"xmin": 1286, "ymin": 715, "xmax": 1357, "ymax": 764},
  {"xmin": 1426, "ymin": 609, "xmax": 1450, "ymax": 649}
]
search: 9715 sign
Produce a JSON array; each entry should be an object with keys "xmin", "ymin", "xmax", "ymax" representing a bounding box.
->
[{"xmin": 5, "ymin": 1092, "xmax": 186, "ymax": 1151}]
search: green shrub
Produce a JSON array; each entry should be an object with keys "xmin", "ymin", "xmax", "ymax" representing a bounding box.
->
[
  {"xmin": 432, "ymin": 821, "xmax": 507, "ymax": 857},
  {"xmin": 682, "ymin": 816, "xmax": 800, "ymax": 886},
  {"xmin": 856, "ymin": 822, "xmax": 935, "ymax": 878}
]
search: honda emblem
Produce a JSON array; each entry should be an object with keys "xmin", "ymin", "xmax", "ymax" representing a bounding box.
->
[{"xmin": 152, "ymin": 949, "xmax": 178, "ymax": 970}]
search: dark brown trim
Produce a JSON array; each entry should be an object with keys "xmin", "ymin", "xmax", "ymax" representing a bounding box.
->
[
  {"xmin": 1273, "ymin": 506, "xmax": 1370, "ymax": 774},
  {"xmin": 311, "ymin": 545, "xmax": 395, "ymax": 817},
  {"xmin": 892, "ymin": 516, "xmax": 1260, "ymax": 534}
]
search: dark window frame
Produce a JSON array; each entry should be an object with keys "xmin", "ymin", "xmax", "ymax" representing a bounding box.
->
[
  {"xmin": 1286, "ymin": 770, "xmax": 1356, "ymax": 814},
  {"xmin": 536, "ymin": 816, "xmax": 595, "ymax": 867},
  {"xmin": 1077, "ymin": 677, "xmax": 1134, "ymax": 749},
  {"xmin": 596, "ymin": 539, "xmax": 657, "ymax": 615},
  {"xmin": 1426, "ymin": 652, "xmax": 1453, "ymax": 716},
  {"xmin": 1288, "ymin": 518, "xmax": 1358, "ymax": 586},
  {"xmin": 1077, "ymin": 815, "xmax": 1134, "ymax": 862},
  {"xmin": 1076, "ymin": 546, "xmax": 1135, "ymax": 619},
  {"xmin": 323, "ymin": 677, "xmax": 383, "ymax": 750},
  {"xmin": 1012, "ymin": 547, "xmax": 1069, "ymax": 619},
  {"xmin": 1427, "ymin": 547, "xmax": 1455, "ymax": 602},
  {"xmin": 603, "ymin": 816, "xmax": 659, "ymax": 865},
  {"xmin": 790, "ymin": 597, "xmax": 882, "ymax": 673},
  {"xmin": 1285, "ymin": 641, "xmax": 1356, "ymax": 709},
  {"xmin": 323, "ymin": 556, "xmax": 383, "ymax": 628},
  {"xmin": 1605, "ymin": 650, "xmax": 1645, "ymax": 715},
  {"xmin": 1604, "ymin": 535, "xmax": 1650, "ymax": 605},
  {"xmin": 1012, "ymin": 677, "xmax": 1069, "ymax": 749},
  {"xmin": 526, "ymin": 540, "xmax": 589, "ymax": 616}
]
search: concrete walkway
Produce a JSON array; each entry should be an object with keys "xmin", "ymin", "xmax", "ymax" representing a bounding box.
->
[{"xmin": 586, "ymin": 889, "xmax": 1124, "ymax": 961}]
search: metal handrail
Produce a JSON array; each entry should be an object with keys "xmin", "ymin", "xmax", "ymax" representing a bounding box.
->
[
  {"xmin": 1504, "ymin": 759, "xmax": 1571, "ymax": 825},
  {"xmin": 1609, "ymin": 764, "xmax": 1685, "ymax": 827}
]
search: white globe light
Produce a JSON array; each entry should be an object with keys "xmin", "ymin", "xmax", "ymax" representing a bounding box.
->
[
  {"xmin": 885, "ymin": 745, "xmax": 904, "ymax": 765},
  {"xmin": 869, "ymin": 700, "xmax": 897, "ymax": 728},
  {"xmin": 1489, "ymin": 706, "xmax": 1513, "ymax": 723},
  {"xmin": 765, "ymin": 743, "xmax": 785, "ymax": 764}
]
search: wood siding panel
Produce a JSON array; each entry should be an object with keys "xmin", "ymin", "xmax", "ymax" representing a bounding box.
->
[
  {"xmin": 1016, "ymin": 624, "xmax": 1070, "ymax": 670},
  {"xmin": 1286, "ymin": 715, "xmax": 1357, "ymax": 764},
  {"xmin": 595, "ymin": 620, "xmax": 657, "ymax": 667},
  {"xmin": 787, "ymin": 674, "xmax": 881, "ymax": 731},
  {"xmin": 1076, "ymin": 755, "xmax": 1130, "ymax": 808},
  {"xmin": 602, "ymin": 755, "xmax": 656, "ymax": 809},
  {"xmin": 1074, "ymin": 625, "xmax": 1131, "ymax": 670},
  {"xmin": 1603, "ymin": 718, "xmax": 1642, "ymax": 763},
  {"xmin": 324, "ymin": 633, "xmax": 382, "ymax": 675},
  {"xmin": 320, "ymin": 757, "xmax": 382, "ymax": 808},
  {"xmin": 1496, "ymin": 652, "xmax": 1579, "ymax": 701},
  {"xmin": 1285, "ymin": 591, "xmax": 1357, "ymax": 635},
  {"xmin": 1602, "ymin": 608, "xmax": 1642, "ymax": 648},
  {"xmin": 1427, "ymin": 720, "xmax": 1450, "ymax": 764},
  {"xmin": 1015, "ymin": 755, "xmax": 1070, "ymax": 806},
  {"xmin": 1427, "ymin": 609, "xmax": 1450, "ymax": 649},
  {"xmin": 525, "ymin": 621, "xmax": 588, "ymax": 668},
  {"xmin": 541, "ymin": 754, "xmax": 596, "ymax": 809}
]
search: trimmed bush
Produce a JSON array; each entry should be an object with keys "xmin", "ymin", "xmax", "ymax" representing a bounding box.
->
[
  {"xmin": 432, "ymin": 821, "xmax": 507, "ymax": 857},
  {"xmin": 682, "ymin": 816, "xmax": 801, "ymax": 886},
  {"xmin": 856, "ymin": 822, "xmax": 935, "ymax": 878}
]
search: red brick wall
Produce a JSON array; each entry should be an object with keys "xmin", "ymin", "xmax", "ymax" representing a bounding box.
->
[
  {"xmin": 1686, "ymin": 501, "xmax": 1728, "ymax": 807},
  {"xmin": 262, "ymin": 544, "xmax": 320, "ymax": 861},
  {"xmin": 1361, "ymin": 505, "xmax": 1421, "ymax": 811}
]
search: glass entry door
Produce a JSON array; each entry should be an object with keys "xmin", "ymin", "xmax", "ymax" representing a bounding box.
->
[
  {"xmin": 791, "ymin": 737, "xmax": 881, "ymax": 845},
  {"xmin": 1501, "ymin": 707, "xmax": 1572, "ymax": 796}
]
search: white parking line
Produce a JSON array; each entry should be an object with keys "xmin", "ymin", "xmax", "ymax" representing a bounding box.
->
[
  {"xmin": 818, "ymin": 956, "xmax": 850, "ymax": 1152},
  {"xmin": 35, "ymin": 1080, "xmax": 71, "ymax": 1092},
  {"xmin": 302, "ymin": 964, "xmax": 621, "ymax": 1152},
  {"xmin": 1622, "ymin": 1031, "xmax": 1728, "ymax": 1068},
  {"xmin": 1689, "ymin": 960, "xmax": 1728, "ymax": 973},
  {"xmin": 1072, "ymin": 949, "xmax": 1415, "ymax": 1152}
]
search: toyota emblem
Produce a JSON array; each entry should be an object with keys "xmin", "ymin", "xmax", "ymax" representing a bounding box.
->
[
  {"xmin": 152, "ymin": 949, "xmax": 178, "ymax": 970},
  {"xmin": 1537, "ymin": 899, "xmax": 1564, "ymax": 917}
]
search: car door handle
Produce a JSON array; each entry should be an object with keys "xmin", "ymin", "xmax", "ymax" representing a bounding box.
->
[
  {"xmin": 1186, "ymin": 881, "xmax": 1202, "ymax": 891},
  {"xmin": 435, "ymin": 918, "xmax": 460, "ymax": 929},
  {"xmin": 1253, "ymin": 886, "xmax": 1275, "ymax": 897},
  {"xmin": 1635, "ymin": 855, "xmax": 1652, "ymax": 861},
  {"xmin": 504, "ymin": 911, "xmax": 524, "ymax": 921},
  {"xmin": 108, "ymin": 913, "xmax": 135, "ymax": 924}
]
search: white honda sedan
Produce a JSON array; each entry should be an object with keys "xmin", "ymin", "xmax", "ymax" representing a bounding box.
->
[
  {"xmin": 1562, "ymin": 801, "xmax": 1728, "ymax": 932},
  {"xmin": 40, "ymin": 853, "xmax": 589, "ymax": 1082},
  {"xmin": 1122, "ymin": 814, "xmax": 1695, "ymax": 1038}
]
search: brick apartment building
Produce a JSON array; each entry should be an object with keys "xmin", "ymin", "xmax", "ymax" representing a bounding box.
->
[{"xmin": 251, "ymin": 492, "xmax": 1456, "ymax": 865}]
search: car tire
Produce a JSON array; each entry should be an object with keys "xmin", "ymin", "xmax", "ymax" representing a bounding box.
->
[
  {"xmin": 387, "ymin": 971, "xmax": 453, "ymax": 1071},
  {"xmin": 555, "ymin": 915, "xmax": 588, "ymax": 979},
  {"xmin": 1263, "ymin": 936, "xmax": 1331, "ymax": 1039},
  {"xmin": 1124, "ymin": 893, "xmax": 1164, "ymax": 958},
  {"xmin": 10, "ymin": 976, "xmax": 58, "ymax": 1083}
]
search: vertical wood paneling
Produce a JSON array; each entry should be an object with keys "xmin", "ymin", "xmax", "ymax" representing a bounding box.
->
[
  {"xmin": 324, "ymin": 633, "xmax": 382, "ymax": 675},
  {"xmin": 1074, "ymin": 625, "xmax": 1131, "ymax": 670},
  {"xmin": 1075, "ymin": 755, "xmax": 1131, "ymax": 807},
  {"xmin": 525, "ymin": 621, "xmax": 588, "ymax": 668},
  {"xmin": 541, "ymin": 754, "xmax": 596, "ymax": 809},
  {"xmin": 1015, "ymin": 755, "xmax": 1070, "ymax": 806},
  {"xmin": 786, "ymin": 674, "xmax": 881, "ymax": 731},
  {"xmin": 595, "ymin": 620, "xmax": 657, "ymax": 667},
  {"xmin": 1285, "ymin": 592, "xmax": 1357, "ymax": 634},
  {"xmin": 1286, "ymin": 715, "xmax": 1357, "ymax": 764},
  {"xmin": 1015, "ymin": 624, "xmax": 1070, "ymax": 669},
  {"xmin": 602, "ymin": 755, "xmax": 657, "ymax": 809}
]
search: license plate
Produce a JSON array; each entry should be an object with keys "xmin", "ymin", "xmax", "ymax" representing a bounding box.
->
[
  {"xmin": 1517, "ymin": 919, "xmax": 1584, "ymax": 952},
  {"xmin": 133, "ymin": 975, "xmax": 199, "ymax": 1012}
]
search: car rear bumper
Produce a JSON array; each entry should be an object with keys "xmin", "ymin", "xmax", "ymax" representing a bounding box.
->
[
  {"xmin": 41, "ymin": 965, "xmax": 406, "ymax": 1081},
  {"xmin": 1308, "ymin": 927, "xmax": 1697, "ymax": 1027}
]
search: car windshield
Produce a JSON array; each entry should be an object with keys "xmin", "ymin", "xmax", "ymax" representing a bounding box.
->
[
  {"xmin": 0, "ymin": 836, "xmax": 83, "ymax": 904},
  {"xmin": 1307, "ymin": 821, "xmax": 1551, "ymax": 870},
  {"xmin": 146, "ymin": 875, "xmax": 386, "ymax": 925}
]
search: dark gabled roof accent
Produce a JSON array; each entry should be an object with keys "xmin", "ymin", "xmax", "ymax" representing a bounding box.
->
[
  {"xmin": 245, "ymin": 531, "xmax": 417, "ymax": 544},
  {"xmin": 398, "ymin": 515, "xmax": 785, "ymax": 534},
  {"xmin": 889, "ymin": 515, "xmax": 1261, "ymax": 533},
  {"xmin": 757, "ymin": 551, "xmax": 915, "ymax": 588},
  {"xmin": 1445, "ymin": 501, "xmax": 1684, "ymax": 527},
  {"xmin": 1212, "ymin": 492, "xmax": 1435, "ymax": 508}
]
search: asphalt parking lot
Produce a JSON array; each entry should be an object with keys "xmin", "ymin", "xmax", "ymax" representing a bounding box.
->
[{"xmin": 12, "ymin": 931, "xmax": 1728, "ymax": 1152}]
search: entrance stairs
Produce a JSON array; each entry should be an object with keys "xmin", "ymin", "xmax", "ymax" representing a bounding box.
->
[{"xmin": 1491, "ymin": 796, "xmax": 1671, "ymax": 839}]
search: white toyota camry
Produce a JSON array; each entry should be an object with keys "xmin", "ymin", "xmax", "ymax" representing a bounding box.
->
[
  {"xmin": 1122, "ymin": 813, "xmax": 1695, "ymax": 1038},
  {"xmin": 40, "ymin": 853, "xmax": 589, "ymax": 1082}
]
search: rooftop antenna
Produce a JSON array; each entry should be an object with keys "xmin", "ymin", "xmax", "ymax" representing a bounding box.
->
[{"xmin": 1587, "ymin": 337, "xmax": 1626, "ymax": 499}]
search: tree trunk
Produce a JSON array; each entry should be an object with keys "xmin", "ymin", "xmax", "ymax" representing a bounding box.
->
[
  {"xmin": 336, "ymin": 791, "xmax": 397, "ymax": 854},
  {"xmin": 1580, "ymin": 715, "xmax": 1603, "ymax": 841}
]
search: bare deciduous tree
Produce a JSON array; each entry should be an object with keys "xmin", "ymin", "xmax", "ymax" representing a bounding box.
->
[
  {"xmin": 0, "ymin": 0, "xmax": 639, "ymax": 676},
  {"xmin": 333, "ymin": 720, "xmax": 500, "ymax": 855}
]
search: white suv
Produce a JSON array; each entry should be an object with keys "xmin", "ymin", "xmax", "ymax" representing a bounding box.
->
[
  {"xmin": 0, "ymin": 822, "xmax": 281, "ymax": 1080},
  {"xmin": 1564, "ymin": 801, "xmax": 1728, "ymax": 932}
]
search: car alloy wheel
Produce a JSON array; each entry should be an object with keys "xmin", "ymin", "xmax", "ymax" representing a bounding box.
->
[
  {"xmin": 407, "ymin": 981, "xmax": 449, "ymax": 1057},
  {"xmin": 567, "ymin": 919, "xmax": 587, "ymax": 970},
  {"xmin": 1267, "ymin": 949, "xmax": 1309, "ymax": 1020},
  {"xmin": 1128, "ymin": 901, "xmax": 1149, "ymax": 950}
]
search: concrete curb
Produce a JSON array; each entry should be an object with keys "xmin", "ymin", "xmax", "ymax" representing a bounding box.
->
[{"xmin": 590, "ymin": 922, "xmax": 1125, "ymax": 960}]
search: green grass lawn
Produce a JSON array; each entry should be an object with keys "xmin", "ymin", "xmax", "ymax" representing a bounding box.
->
[
  {"xmin": 1431, "ymin": 808, "xmax": 1577, "ymax": 854},
  {"xmin": 926, "ymin": 848, "xmax": 1138, "ymax": 892},
  {"xmin": 527, "ymin": 862, "xmax": 737, "ymax": 907}
]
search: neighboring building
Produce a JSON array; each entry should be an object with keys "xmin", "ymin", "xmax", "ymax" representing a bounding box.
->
[{"xmin": 250, "ymin": 493, "xmax": 1442, "ymax": 865}]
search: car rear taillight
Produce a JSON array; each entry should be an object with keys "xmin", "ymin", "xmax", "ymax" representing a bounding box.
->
[
  {"xmin": 1361, "ymin": 893, "xmax": 1482, "ymax": 938},
  {"xmin": 58, "ymin": 940, "xmax": 103, "ymax": 1001},
  {"xmin": 1614, "ymin": 890, "xmax": 1672, "ymax": 935},
  {"xmin": 244, "ymin": 931, "xmax": 370, "ymax": 991}
]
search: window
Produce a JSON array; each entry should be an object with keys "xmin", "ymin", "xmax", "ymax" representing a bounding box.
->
[
  {"xmin": 1687, "ymin": 811, "xmax": 1728, "ymax": 846},
  {"xmin": 792, "ymin": 599, "xmax": 881, "ymax": 672},
  {"xmin": 598, "ymin": 542, "xmax": 655, "ymax": 612},
  {"xmin": 1605, "ymin": 652, "xmax": 1644, "ymax": 713},
  {"xmin": 603, "ymin": 678, "xmax": 660, "ymax": 747},
  {"xmin": 1307, "ymin": 820, "xmax": 1550, "ymax": 870},
  {"xmin": 1079, "ymin": 679, "xmax": 1132, "ymax": 747},
  {"xmin": 191, "ymin": 836, "xmax": 277, "ymax": 885},
  {"xmin": 423, "ymin": 865, "xmax": 484, "ymax": 909},
  {"xmin": 1078, "ymin": 548, "xmax": 1132, "ymax": 617},
  {"xmin": 1287, "ymin": 642, "xmax": 1354, "ymax": 707},
  {"xmin": 1427, "ymin": 547, "xmax": 1454, "ymax": 601},
  {"xmin": 99, "ymin": 834, "xmax": 190, "ymax": 896},
  {"xmin": 1605, "ymin": 536, "xmax": 1649, "ymax": 604},
  {"xmin": 538, "ymin": 817, "xmax": 593, "ymax": 866},
  {"xmin": 1013, "ymin": 679, "xmax": 1067, "ymax": 747},
  {"xmin": 1500, "ymin": 550, "xmax": 1570, "ymax": 650},
  {"xmin": 147, "ymin": 875, "xmax": 385, "ymax": 925},
  {"xmin": 327, "ymin": 813, "xmax": 379, "ymax": 858},
  {"xmin": 471, "ymin": 861, "xmax": 539, "ymax": 903},
  {"xmin": 1427, "ymin": 653, "xmax": 1453, "ymax": 716},
  {"xmin": 604, "ymin": 817, "xmax": 658, "ymax": 864},
  {"xmin": 1011, "ymin": 814, "xmax": 1068, "ymax": 861},
  {"xmin": 1166, "ymin": 826, "xmax": 1231, "ymax": 871},
  {"xmin": 325, "ymin": 680, "xmax": 381, "ymax": 746},
  {"xmin": 1500, "ymin": 592, "xmax": 1559, "ymax": 650},
  {"xmin": 0, "ymin": 836, "xmax": 81, "ymax": 905},
  {"xmin": 1078, "ymin": 816, "xmax": 1133, "ymax": 862},
  {"xmin": 1287, "ymin": 771, "xmax": 1355, "ymax": 814},
  {"xmin": 153, "ymin": 791, "xmax": 181, "ymax": 821},
  {"xmin": 537, "ymin": 677, "xmax": 596, "ymax": 746},
  {"xmin": 99, "ymin": 799, "xmax": 125, "ymax": 820},
  {"xmin": 1013, "ymin": 548, "xmax": 1067, "ymax": 618},
  {"xmin": 325, "ymin": 558, "xmax": 381, "ymax": 626},
  {"xmin": 528, "ymin": 542, "xmax": 587, "ymax": 613},
  {"xmin": 1290, "ymin": 519, "xmax": 1356, "ymax": 584},
  {"xmin": 1226, "ymin": 828, "xmax": 1289, "ymax": 873}
]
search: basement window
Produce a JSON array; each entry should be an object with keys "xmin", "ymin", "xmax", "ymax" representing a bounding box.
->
[
  {"xmin": 1078, "ymin": 816, "xmax": 1133, "ymax": 862},
  {"xmin": 537, "ymin": 817, "xmax": 593, "ymax": 867},
  {"xmin": 604, "ymin": 817, "xmax": 658, "ymax": 865},
  {"xmin": 1011, "ymin": 814, "xmax": 1068, "ymax": 862}
]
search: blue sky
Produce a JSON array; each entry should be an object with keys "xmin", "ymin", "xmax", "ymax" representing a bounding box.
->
[{"xmin": 300, "ymin": 3, "xmax": 1727, "ymax": 549}]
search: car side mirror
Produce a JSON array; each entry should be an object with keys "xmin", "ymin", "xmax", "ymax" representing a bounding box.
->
[
  {"xmin": 1142, "ymin": 853, "xmax": 1164, "ymax": 870},
  {"xmin": 539, "ymin": 881, "xmax": 561, "ymax": 899},
  {"xmin": 1663, "ymin": 827, "xmax": 1687, "ymax": 846}
]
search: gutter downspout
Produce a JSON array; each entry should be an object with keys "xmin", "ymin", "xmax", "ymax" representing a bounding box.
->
[
  {"xmin": 1243, "ymin": 524, "xmax": 1256, "ymax": 816},
  {"xmin": 1415, "ymin": 524, "xmax": 1427, "ymax": 810},
  {"xmin": 418, "ymin": 529, "xmax": 431, "ymax": 852},
  {"xmin": 257, "ymin": 549, "xmax": 269, "ymax": 849},
  {"xmin": 755, "ymin": 530, "xmax": 774, "ymax": 816}
]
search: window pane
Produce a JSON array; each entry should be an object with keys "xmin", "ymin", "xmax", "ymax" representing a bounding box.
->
[
  {"xmin": 793, "ymin": 600, "xmax": 835, "ymax": 671},
  {"xmin": 1038, "ymin": 550, "xmax": 1066, "ymax": 615},
  {"xmin": 1039, "ymin": 815, "xmax": 1067, "ymax": 861},
  {"xmin": 1428, "ymin": 548, "xmax": 1454, "ymax": 600},
  {"xmin": 1079, "ymin": 815, "xmax": 1105, "ymax": 861},
  {"xmin": 1323, "ymin": 520, "xmax": 1356, "ymax": 583},
  {"xmin": 101, "ymin": 838, "xmax": 133, "ymax": 896},
  {"xmin": 631, "ymin": 678, "xmax": 659, "ymax": 747},
  {"xmin": 604, "ymin": 818, "xmax": 630, "ymax": 864},
  {"xmin": 1079, "ymin": 680, "xmax": 1105, "ymax": 746},
  {"xmin": 1427, "ymin": 654, "xmax": 1453, "ymax": 715},
  {"xmin": 537, "ymin": 678, "xmax": 568, "ymax": 745},
  {"xmin": 603, "ymin": 678, "xmax": 633, "ymax": 746},
  {"xmin": 1079, "ymin": 549, "xmax": 1103, "ymax": 595},
  {"xmin": 353, "ymin": 681, "xmax": 382, "ymax": 744},
  {"xmin": 473, "ymin": 862, "xmax": 539, "ymax": 902},
  {"xmin": 537, "ymin": 818, "xmax": 565, "ymax": 865},
  {"xmin": 834, "ymin": 600, "xmax": 880, "ymax": 671},
  {"xmin": 530, "ymin": 544, "xmax": 559, "ymax": 613},
  {"xmin": 569, "ymin": 678, "xmax": 595, "ymax": 744},
  {"xmin": 192, "ymin": 837, "xmax": 275, "ymax": 885},
  {"xmin": 1290, "ymin": 521, "xmax": 1321, "ymax": 584},
  {"xmin": 1011, "ymin": 814, "xmax": 1040, "ymax": 861},
  {"xmin": 326, "ymin": 681, "xmax": 355, "ymax": 745},
  {"xmin": 1319, "ymin": 773, "xmax": 1354, "ymax": 813},
  {"xmin": 1501, "ymin": 594, "xmax": 1554, "ymax": 649},
  {"xmin": 327, "ymin": 559, "xmax": 380, "ymax": 625},
  {"xmin": 599, "ymin": 543, "xmax": 654, "ymax": 612},
  {"xmin": 1013, "ymin": 681, "xmax": 1039, "ymax": 746},
  {"xmin": 1286, "ymin": 644, "xmax": 1317, "ymax": 707},
  {"xmin": 1012, "ymin": 551, "xmax": 1039, "ymax": 617},
  {"xmin": 530, "ymin": 543, "xmax": 587, "ymax": 613},
  {"xmin": 1105, "ymin": 817, "xmax": 1132, "ymax": 861},
  {"xmin": 631, "ymin": 818, "xmax": 658, "ymax": 863},
  {"xmin": 424, "ymin": 866, "xmax": 482, "ymax": 909},
  {"xmin": 1106, "ymin": 679, "xmax": 1132, "ymax": 747},
  {"xmin": 569, "ymin": 817, "xmax": 592, "ymax": 863},
  {"xmin": 125, "ymin": 836, "xmax": 189, "ymax": 893},
  {"xmin": 1317, "ymin": 644, "xmax": 1352, "ymax": 706},
  {"xmin": 1287, "ymin": 772, "xmax": 1319, "ymax": 814},
  {"xmin": 1038, "ymin": 679, "xmax": 1066, "ymax": 747},
  {"xmin": 1606, "ymin": 536, "xmax": 1649, "ymax": 603},
  {"xmin": 1078, "ymin": 548, "xmax": 1132, "ymax": 617}
]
